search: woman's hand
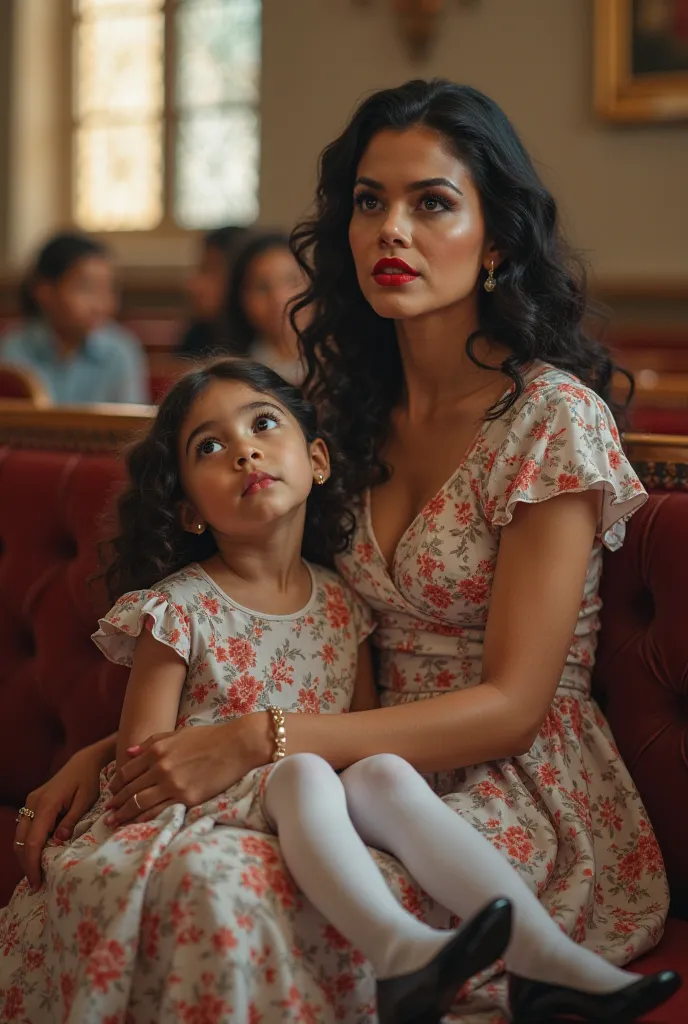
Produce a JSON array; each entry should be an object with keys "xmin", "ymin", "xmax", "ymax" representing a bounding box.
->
[
  {"xmin": 14, "ymin": 735, "xmax": 115, "ymax": 892},
  {"xmin": 105, "ymin": 716, "xmax": 272, "ymax": 827}
]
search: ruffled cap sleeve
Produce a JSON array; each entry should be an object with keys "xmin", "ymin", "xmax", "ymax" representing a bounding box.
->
[
  {"xmin": 91, "ymin": 589, "xmax": 191, "ymax": 666},
  {"xmin": 481, "ymin": 378, "xmax": 646, "ymax": 551}
]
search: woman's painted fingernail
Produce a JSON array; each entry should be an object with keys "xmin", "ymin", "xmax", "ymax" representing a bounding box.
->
[
  {"xmin": 55, "ymin": 828, "xmax": 69, "ymax": 840},
  {"xmin": 104, "ymin": 814, "xmax": 115, "ymax": 826},
  {"xmin": 126, "ymin": 745, "xmax": 141, "ymax": 754},
  {"xmin": 103, "ymin": 801, "xmax": 113, "ymax": 810}
]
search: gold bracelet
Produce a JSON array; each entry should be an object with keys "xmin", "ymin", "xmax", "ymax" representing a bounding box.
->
[{"xmin": 267, "ymin": 705, "xmax": 287, "ymax": 762}]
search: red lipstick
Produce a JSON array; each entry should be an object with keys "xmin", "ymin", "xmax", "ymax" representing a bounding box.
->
[
  {"xmin": 242, "ymin": 471, "xmax": 276, "ymax": 497},
  {"xmin": 372, "ymin": 257, "xmax": 420, "ymax": 287}
]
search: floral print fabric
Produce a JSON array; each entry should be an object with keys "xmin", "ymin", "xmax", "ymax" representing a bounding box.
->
[
  {"xmin": 334, "ymin": 363, "xmax": 669, "ymax": 1017},
  {"xmin": 0, "ymin": 364, "xmax": 670, "ymax": 1024},
  {"xmin": 0, "ymin": 562, "xmax": 381, "ymax": 1023}
]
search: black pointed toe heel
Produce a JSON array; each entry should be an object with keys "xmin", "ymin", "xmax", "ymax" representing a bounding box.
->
[
  {"xmin": 508, "ymin": 968, "xmax": 682, "ymax": 1022},
  {"xmin": 376, "ymin": 896, "xmax": 513, "ymax": 1024}
]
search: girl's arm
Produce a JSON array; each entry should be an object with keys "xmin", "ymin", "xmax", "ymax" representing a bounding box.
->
[
  {"xmin": 116, "ymin": 627, "xmax": 187, "ymax": 768},
  {"xmin": 349, "ymin": 640, "xmax": 380, "ymax": 712},
  {"xmin": 106, "ymin": 490, "xmax": 598, "ymax": 819},
  {"xmin": 243, "ymin": 489, "xmax": 599, "ymax": 772}
]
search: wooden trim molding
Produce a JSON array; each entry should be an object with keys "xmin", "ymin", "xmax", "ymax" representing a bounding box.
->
[
  {"xmin": 0, "ymin": 408, "xmax": 686, "ymax": 489},
  {"xmin": 624, "ymin": 431, "xmax": 688, "ymax": 490},
  {"xmin": 0, "ymin": 401, "xmax": 155, "ymax": 452}
]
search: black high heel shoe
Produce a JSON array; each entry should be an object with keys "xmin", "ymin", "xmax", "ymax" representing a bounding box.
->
[
  {"xmin": 508, "ymin": 968, "xmax": 682, "ymax": 1022},
  {"xmin": 376, "ymin": 897, "xmax": 512, "ymax": 1024}
]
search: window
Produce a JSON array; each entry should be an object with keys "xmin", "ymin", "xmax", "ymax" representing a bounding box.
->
[{"xmin": 72, "ymin": 0, "xmax": 261, "ymax": 232}]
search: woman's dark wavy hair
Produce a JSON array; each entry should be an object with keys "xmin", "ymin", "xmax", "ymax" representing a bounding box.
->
[
  {"xmin": 103, "ymin": 358, "xmax": 353, "ymax": 602},
  {"xmin": 20, "ymin": 231, "xmax": 109, "ymax": 318},
  {"xmin": 290, "ymin": 78, "xmax": 631, "ymax": 500},
  {"xmin": 220, "ymin": 231, "xmax": 292, "ymax": 355}
]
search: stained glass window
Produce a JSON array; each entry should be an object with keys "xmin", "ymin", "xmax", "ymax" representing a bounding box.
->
[{"xmin": 72, "ymin": 0, "xmax": 261, "ymax": 231}]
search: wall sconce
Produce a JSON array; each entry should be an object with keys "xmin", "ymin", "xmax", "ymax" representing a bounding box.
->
[{"xmin": 355, "ymin": 0, "xmax": 474, "ymax": 60}]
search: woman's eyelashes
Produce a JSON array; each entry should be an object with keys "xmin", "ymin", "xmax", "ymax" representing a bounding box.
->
[{"xmin": 352, "ymin": 190, "xmax": 456, "ymax": 214}]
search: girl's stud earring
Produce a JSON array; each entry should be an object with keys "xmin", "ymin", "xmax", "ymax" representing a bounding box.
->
[
  {"xmin": 316, "ymin": 473, "xmax": 325, "ymax": 485},
  {"xmin": 197, "ymin": 523, "xmax": 203, "ymax": 532}
]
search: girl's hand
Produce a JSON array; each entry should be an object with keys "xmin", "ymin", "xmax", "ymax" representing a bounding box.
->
[
  {"xmin": 14, "ymin": 736, "xmax": 114, "ymax": 892},
  {"xmin": 104, "ymin": 717, "xmax": 271, "ymax": 826}
]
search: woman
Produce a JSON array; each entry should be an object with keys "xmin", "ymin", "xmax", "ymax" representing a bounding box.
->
[
  {"xmin": 221, "ymin": 230, "xmax": 308, "ymax": 384},
  {"xmin": 0, "ymin": 231, "xmax": 146, "ymax": 404},
  {"xmin": 4, "ymin": 80, "xmax": 677, "ymax": 1023}
]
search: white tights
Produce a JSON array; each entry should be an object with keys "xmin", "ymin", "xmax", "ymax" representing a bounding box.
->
[{"xmin": 264, "ymin": 752, "xmax": 639, "ymax": 990}]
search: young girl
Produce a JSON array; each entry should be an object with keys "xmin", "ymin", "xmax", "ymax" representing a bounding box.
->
[
  {"xmin": 0, "ymin": 231, "xmax": 146, "ymax": 405},
  {"xmin": 48, "ymin": 357, "xmax": 510, "ymax": 1024}
]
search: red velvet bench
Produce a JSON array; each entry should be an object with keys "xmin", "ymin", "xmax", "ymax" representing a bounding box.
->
[{"xmin": 0, "ymin": 408, "xmax": 687, "ymax": 1020}]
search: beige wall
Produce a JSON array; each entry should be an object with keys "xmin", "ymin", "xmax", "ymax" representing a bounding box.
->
[
  {"xmin": 260, "ymin": 0, "xmax": 688, "ymax": 280},
  {"xmin": 0, "ymin": 0, "xmax": 685, "ymax": 282}
]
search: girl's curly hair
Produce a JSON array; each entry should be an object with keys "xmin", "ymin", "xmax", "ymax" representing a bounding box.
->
[
  {"xmin": 290, "ymin": 78, "xmax": 631, "ymax": 501},
  {"xmin": 103, "ymin": 358, "xmax": 353, "ymax": 602}
]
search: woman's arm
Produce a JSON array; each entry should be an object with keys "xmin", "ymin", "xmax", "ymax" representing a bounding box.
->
[
  {"xmin": 349, "ymin": 640, "xmax": 380, "ymax": 712},
  {"xmin": 106, "ymin": 490, "xmax": 598, "ymax": 819},
  {"xmin": 244, "ymin": 489, "xmax": 599, "ymax": 772},
  {"xmin": 14, "ymin": 732, "xmax": 117, "ymax": 890},
  {"xmin": 116, "ymin": 628, "xmax": 187, "ymax": 768}
]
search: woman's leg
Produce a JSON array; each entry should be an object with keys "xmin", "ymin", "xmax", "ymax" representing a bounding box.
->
[
  {"xmin": 340, "ymin": 754, "xmax": 639, "ymax": 994},
  {"xmin": 264, "ymin": 752, "xmax": 453, "ymax": 979}
]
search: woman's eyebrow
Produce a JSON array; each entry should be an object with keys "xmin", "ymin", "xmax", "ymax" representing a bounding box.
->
[{"xmin": 354, "ymin": 175, "xmax": 463, "ymax": 196}]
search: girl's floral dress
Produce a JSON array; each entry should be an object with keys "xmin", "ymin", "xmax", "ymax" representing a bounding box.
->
[
  {"xmin": 0, "ymin": 362, "xmax": 670, "ymax": 1024},
  {"xmin": 0, "ymin": 562, "xmax": 376, "ymax": 1023}
]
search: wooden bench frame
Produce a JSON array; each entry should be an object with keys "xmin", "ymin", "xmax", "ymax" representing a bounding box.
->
[
  {"xmin": 0, "ymin": 401, "xmax": 156, "ymax": 453},
  {"xmin": 0, "ymin": 403, "xmax": 686, "ymax": 489}
]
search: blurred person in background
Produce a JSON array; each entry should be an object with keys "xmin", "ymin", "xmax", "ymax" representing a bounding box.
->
[
  {"xmin": 0, "ymin": 231, "xmax": 146, "ymax": 405},
  {"xmin": 222, "ymin": 230, "xmax": 307, "ymax": 385},
  {"xmin": 178, "ymin": 225, "xmax": 248, "ymax": 358}
]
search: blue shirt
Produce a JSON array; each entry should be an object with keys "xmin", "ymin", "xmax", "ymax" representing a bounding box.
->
[{"xmin": 0, "ymin": 320, "xmax": 148, "ymax": 405}]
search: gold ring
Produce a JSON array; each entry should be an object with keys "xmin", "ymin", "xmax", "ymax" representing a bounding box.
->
[
  {"xmin": 14, "ymin": 841, "xmax": 26, "ymax": 847},
  {"xmin": 133, "ymin": 793, "xmax": 141, "ymax": 811},
  {"xmin": 18, "ymin": 806, "xmax": 35, "ymax": 820}
]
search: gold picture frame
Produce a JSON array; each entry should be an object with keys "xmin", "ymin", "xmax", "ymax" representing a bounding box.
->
[{"xmin": 595, "ymin": 0, "xmax": 688, "ymax": 121}]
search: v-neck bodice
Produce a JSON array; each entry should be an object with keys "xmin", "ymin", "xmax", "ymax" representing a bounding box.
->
[
  {"xmin": 364, "ymin": 361, "xmax": 546, "ymax": 578},
  {"xmin": 336, "ymin": 364, "xmax": 646, "ymax": 703}
]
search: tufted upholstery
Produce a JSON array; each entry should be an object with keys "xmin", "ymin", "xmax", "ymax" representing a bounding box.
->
[
  {"xmin": 1, "ymin": 427, "xmax": 688, "ymax": 1014},
  {"xmin": 594, "ymin": 493, "xmax": 688, "ymax": 917},
  {"xmin": 0, "ymin": 430, "xmax": 143, "ymax": 903}
]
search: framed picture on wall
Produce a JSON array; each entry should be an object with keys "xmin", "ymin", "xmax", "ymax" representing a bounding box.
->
[{"xmin": 595, "ymin": 0, "xmax": 688, "ymax": 121}]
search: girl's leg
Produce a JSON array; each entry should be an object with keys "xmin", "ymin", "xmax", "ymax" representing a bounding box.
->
[
  {"xmin": 340, "ymin": 754, "xmax": 639, "ymax": 994},
  {"xmin": 264, "ymin": 752, "xmax": 454, "ymax": 979}
]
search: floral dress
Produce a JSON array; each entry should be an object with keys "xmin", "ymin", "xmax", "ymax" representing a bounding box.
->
[
  {"xmin": 0, "ymin": 363, "xmax": 670, "ymax": 1024},
  {"xmin": 334, "ymin": 361, "xmax": 670, "ymax": 1018},
  {"xmin": 0, "ymin": 562, "xmax": 375, "ymax": 1024}
]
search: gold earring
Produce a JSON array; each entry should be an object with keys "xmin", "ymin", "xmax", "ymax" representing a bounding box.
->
[
  {"xmin": 196, "ymin": 523, "xmax": 204, "ymax": 532},
  {"xmin": 484, "ymin": 261, "xmax": 496, "ymax": 293},
  {"xmin": 316, "ymin": 472, "xmax": 325, "ymax": 486}
]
